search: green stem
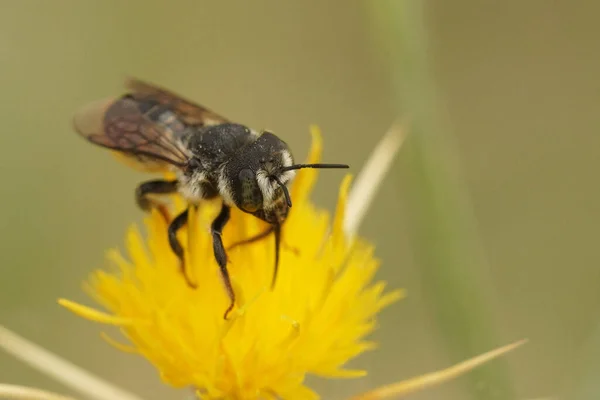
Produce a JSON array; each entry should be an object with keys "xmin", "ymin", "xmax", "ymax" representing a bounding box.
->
[{"xmin": 367, "ymin": 1, "xmax": 518, "ymax": 399}]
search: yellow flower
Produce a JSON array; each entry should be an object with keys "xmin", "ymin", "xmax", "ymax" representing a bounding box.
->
[{"xmin": 60, "ymin": 127, "xmax": 403, "ymax": 400}]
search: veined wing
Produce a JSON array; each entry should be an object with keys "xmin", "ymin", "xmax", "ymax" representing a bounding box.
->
[{"xmin": 74, "ymin": 78, "xmax": 231, "ymax": 172}]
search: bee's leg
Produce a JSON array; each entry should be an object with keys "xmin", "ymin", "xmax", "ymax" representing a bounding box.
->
[
  {"xmin": 227, "ymin": 226, "xmax": 299, "ymax": 256},
  {"xmin": 136, "ymin": 179, "xmax": 178, "ymax": 221},
  {"xmin": 272, "ymin": 224, "xmax": 281, "ymax": 290},
  {"xmin": 227, "ymin": 226, "xmax": 274, "ymax": 251},
  {"xmin": 210, "ymin": 204, "xmax": 235, "ymax": 319},
  {"xmin": 168, "ymin": 208, "xmax": 197, "ymax": 288}
]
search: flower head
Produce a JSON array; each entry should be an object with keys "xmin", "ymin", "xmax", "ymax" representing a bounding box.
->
[{"xmin": 60, "ymin": 127, "xmax": 403, "ymax": 399}]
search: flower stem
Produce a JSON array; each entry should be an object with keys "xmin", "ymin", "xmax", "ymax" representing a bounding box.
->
[{"xmin": 366, "ymin": 1, "xmax": 519, "ymax": 399}]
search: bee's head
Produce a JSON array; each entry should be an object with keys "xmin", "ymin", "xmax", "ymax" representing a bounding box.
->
[
  {"xmin": 220, "ymin": 131, "xmax": 294, "ymax": 224},
  {"xmin": 220, "ymin": 131, "xmax": 350, "ymax": 225}
]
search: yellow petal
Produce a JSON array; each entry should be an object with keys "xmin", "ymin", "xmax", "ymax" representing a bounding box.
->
[
  {"xmin": 332, "ymin": 174, "xmax": 354, "ymax": 247},
  {"xmin": 58, "ymin": 299, "xmax": 135, "ymax": 326},
  {"xmin": 100, "ymin": 332, "xmax": 138, "ymax": 353},
  {"xmin": 290, "ymin": 125, "xmax": 323, "ymax": 204}
]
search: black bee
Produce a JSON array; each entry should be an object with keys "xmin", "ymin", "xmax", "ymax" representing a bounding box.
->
[{"xmin": 74, "ymin": 78, "xmax": 349, "ymax": 318}]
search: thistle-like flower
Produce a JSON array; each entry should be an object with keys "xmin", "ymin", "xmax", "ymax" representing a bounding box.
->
[{"xmin": 59, "ymin": 127, "xmax": 401, "ymax": 399}]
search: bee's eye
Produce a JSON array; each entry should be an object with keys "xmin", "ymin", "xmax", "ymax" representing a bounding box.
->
[{"xmin": 237, "ymin": 168, "xmax": 263, "ymax": 212}]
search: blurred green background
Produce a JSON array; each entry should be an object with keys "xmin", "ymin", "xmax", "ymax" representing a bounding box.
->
[{"xmin": 1, "ymin": 1, "xmax": 599, "ymax": 399}]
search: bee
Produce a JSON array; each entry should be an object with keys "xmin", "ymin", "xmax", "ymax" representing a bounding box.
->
[{"xmin": 73, "ymin": 78, "xmax": 349, "ymax": 318}]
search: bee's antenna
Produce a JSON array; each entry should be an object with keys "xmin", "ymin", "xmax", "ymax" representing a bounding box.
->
[
  {"xmin": 280, "ymin": 163, "xmax": 349, "ymax": 172},
  {"xmin": 272, "ymin": 175, "xmax": 292, "ymax": 207}
]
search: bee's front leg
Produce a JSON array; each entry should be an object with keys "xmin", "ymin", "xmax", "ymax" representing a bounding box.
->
[
  {"xmin": 210, "ymin": 204, "xmax": 236, "ymax": 320},
  {"xmin": 135, "ymin": 179, "xmax": 178, "ymax": 221}
]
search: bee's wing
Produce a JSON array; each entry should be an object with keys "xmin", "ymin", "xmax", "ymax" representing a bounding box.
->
[
  {"xmin": 73, "ymin": 96, "xmax": 192, "ymax": 172},
  {"xmin": 74, "ymin": 79, "xmax": 230, "ymax": 173},
  {"xmin": 125, "ymin": 77, "xmax": 230, "ymax": 127}
]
